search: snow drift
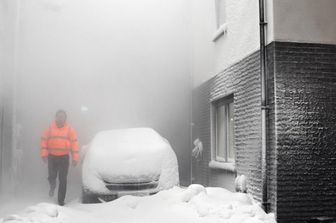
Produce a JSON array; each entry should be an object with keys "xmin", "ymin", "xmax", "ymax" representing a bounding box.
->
[{"xmin": 0, "ymin": 185, "xmax": 276, "ymax": 223}]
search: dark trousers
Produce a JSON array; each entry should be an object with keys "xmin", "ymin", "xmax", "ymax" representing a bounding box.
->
[{"xmin": 48, "ymin": 154, "xmax": 69, "ymax": 204}]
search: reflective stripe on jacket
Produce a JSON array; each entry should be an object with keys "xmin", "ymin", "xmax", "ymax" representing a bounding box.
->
[{"xmin": 40, "ymin": 122, "xmax": 79, "ymax": 161}]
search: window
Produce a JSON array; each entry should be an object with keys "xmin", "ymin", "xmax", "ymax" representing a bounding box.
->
[
  {"xmin": 215, "ymin": 0, "xmax": 226, "ymax": 29},
  {"xmin": 212, "ymin": 96, "xmax": 234, "ymax": 163},
  {"xmin": 212, "ymin": 0, "xmax": 228, "ymax": 42}
]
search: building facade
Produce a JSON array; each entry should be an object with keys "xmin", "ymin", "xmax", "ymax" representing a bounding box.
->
[{"xmin": 191, "ymin": 0, "xmax": 336, "ymax": 222}]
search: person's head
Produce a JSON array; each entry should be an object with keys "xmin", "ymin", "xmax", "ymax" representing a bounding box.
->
[{"xmin": 55, "ymin": 110, "xmax": 67, "ymax": 128}]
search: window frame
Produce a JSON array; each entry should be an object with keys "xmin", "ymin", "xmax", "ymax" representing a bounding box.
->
[{"xmin": 210, "ymin": 95, "xmax": 235, "ymax": 165}]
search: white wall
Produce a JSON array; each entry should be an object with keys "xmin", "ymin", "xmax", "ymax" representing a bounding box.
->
[
  {"xmin": 273, "ymin": 0, "xmax": 336, "ymax": 45},
  {"xmin": 191, "ymin": 0, "xmax": 336, "ymax": 86},
  {"xmin": 13, "ymin": 0, "xmax": 192, "ymax": 189},
  {"xmin": 191, "ymin": 0, "xmax": 336, "ymax": 85},
  {"xmin": 213, "ymin": 0, "xmax": 260, "ymax": 77},
  {"xmin": 191, "ymin": 0, "xmax": 269, "ymax": 87}
]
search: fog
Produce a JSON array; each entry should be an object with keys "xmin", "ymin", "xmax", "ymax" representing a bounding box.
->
[{"xmin": 0, "ymin": 0, "xmax": 192, "ymax": 208}]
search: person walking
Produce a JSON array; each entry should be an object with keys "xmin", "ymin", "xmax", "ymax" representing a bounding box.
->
[{"xmin": 40, "ymin": 110, "xmax": 79, "ymax": 206}]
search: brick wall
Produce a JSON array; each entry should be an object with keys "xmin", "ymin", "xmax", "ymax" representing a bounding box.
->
[
  {"xmin": 267, "ymin": 42, "xmax": 277, "ymax": 214},
  {"xmin": 192, "ymin": 80, "xmax": 212, "ymax": 186},
  {"xmin": 192, "ymin": 50, "xmax": 264, "ymax": 202},
  {"xmin": 274, "ymin": 42, "xmax": 336, "ymax": 223},
  {"xmin": 192, "ymin": 41, "xmax": 336, "ymax": 223}
]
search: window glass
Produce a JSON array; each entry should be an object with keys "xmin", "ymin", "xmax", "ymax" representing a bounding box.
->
[
  {"xmin": 216, "ymin": 104, "xmax": 226, "ymax": 160},
  {"xmin": 228, "ymin": 101, "xmax": 235, "ymax": 160},
  {"xmin": 213, "ymin": 96, "xmax": 234, "ymax": 163},
  {"xmin": 215, "ymin": 0, "xmax": 226, "ymax": 28}
]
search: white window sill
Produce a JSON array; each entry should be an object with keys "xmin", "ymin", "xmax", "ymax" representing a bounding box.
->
[
  {"xmin": 212, "ymin": 23, "xmax": 228, "ymax": 42},
  {"xmin": 209, "ymin": 160, "xmax": 236, "ymax": 172}
]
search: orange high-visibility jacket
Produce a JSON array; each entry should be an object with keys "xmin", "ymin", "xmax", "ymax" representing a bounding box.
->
[{"xmin": 40, "ymin": 122, "xmax": 79, "ymax": 161}]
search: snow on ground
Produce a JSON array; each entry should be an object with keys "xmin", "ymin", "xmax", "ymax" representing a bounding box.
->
[
  {"xmin": 0, "ymin": 171, "xmax": 81, "ymax": 218},
  {"xmin": 0, "ymin": 184, "xmax": 275, "ymax": 223}
]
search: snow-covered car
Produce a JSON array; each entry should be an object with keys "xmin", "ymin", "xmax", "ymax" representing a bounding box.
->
[{"xmin": 81, "ymin": 128, "xmax": 179, "ymax": 203}]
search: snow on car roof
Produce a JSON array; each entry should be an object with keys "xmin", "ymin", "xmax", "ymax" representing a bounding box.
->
[
  {"xmin": 82, "ymin": 128, "xmax": 179, "ymax": 193},
  {"xmin": 91, "ymin": 128, "xmax": 168, "ymax": 150}
]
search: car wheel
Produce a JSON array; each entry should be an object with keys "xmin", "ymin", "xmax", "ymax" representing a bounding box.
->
[{"xmin": 81, "ymin": 188, "xmax": 100, "ymax": 203}]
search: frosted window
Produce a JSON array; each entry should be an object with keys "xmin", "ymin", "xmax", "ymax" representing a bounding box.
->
[
  {"xmin": 228, "ymin": 101, "xmax": 234, "ymax": 161},
  {"xmin": 216, "ymin": 104, "xmax": 226, "ymax": 160},
  {"xmin": 215, "ymin": 0, "xmax": 226, "ymax": 28},
  {"xmin": 214, "ymin": 96, "xmax": 234, "ymax": 162}
]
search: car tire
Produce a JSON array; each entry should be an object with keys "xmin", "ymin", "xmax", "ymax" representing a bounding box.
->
[{"xmin": 81, "ymin": 188, "xmax": 100, "ymax": 203}]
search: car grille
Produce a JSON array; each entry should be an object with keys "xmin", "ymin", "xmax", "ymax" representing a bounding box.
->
[{"xmin": 103, "ymin": 179, "xmax": 159, "ymax": 191}]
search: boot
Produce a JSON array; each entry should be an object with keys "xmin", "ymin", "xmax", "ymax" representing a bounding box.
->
[{"xmin": 49, "ymin": 187, "xmax": 55, "ymax": 197}]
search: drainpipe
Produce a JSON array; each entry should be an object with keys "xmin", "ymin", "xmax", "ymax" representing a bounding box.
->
[{"xmin": 259, "ymin": 0, "xmax": 269, "ymax": 212}]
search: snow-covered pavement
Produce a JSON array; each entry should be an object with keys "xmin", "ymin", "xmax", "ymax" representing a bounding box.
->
[{"xmin": 0, "ymin": 184, "xmax": 275, "ymax": 223}]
